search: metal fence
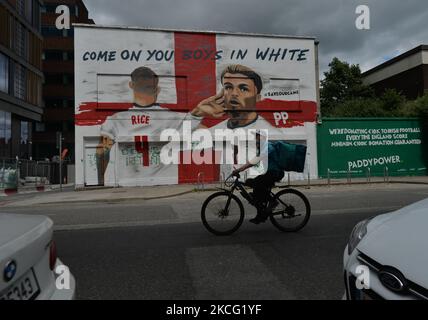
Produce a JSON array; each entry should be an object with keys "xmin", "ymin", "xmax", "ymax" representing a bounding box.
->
[
  {"xmin": 321, "ymin": 166, "xmax": 426, "ymax": 187},
  {"xmin": 0, "ymin": 158, "xmax": 71, "ymax": 190}
]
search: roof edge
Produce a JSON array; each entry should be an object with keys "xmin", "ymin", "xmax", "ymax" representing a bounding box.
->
[
  {"xmin": 363, "ymin": 45, "xmax": 428, "ymax": 76},
  {"xmin": 72, "ymin": 23, "xmax": 317, "ymax": 41}
]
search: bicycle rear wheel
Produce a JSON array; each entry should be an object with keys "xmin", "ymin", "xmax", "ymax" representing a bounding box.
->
[
  {"xmin": 270, "ymin": 189, "xmax": 311, "ymax": 232},
  {"xmin": 201, "ymin": 192, "xmax": 244, "ymax": 236}
]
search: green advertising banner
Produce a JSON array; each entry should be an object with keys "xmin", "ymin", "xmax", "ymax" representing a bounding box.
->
[{"xmin": 317, "ymin": 118, "xmax": 427, "ymax": 178}]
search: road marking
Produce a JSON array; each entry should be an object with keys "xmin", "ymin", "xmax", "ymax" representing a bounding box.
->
[
  {"xmin": 186, "ymin": 245, "xmax": 295, "ymax": 300},
  {"xmin": 53, "ymin": 218, "xmax": 201, "ymax": 231},
  {"xmin": 311, "ymin": 206, "xmax": 400, "ymax": 215}
]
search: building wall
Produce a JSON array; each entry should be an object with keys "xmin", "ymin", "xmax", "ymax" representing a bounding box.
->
[
  {"xmin": 75, "ymin": 26, "xmax": 319, "ymax": 188},
  {"xmin": 0, "ymin": 0, "xmax": 43, "ymax": 159},
  {"xmin": 369, "ymin": 65, "xmax": 425, "ymax": 100},
  {"xmin": 363, "ymin": 46, "xmax": 428, "ymax": 100},
  {"xmin": 32, "ymin": 0, "xmax": 94, "ymax": 161},
  {"xmin": 424, "ymin": 65, "xmax": 428, "ymax": 95}
]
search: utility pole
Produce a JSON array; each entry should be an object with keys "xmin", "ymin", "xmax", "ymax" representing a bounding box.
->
[{"xmin": 57, "ymin": 132, "xmax": 63, "ymax": 192}]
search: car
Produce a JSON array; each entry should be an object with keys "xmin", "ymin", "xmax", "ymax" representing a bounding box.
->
[
  {"xmin": 343, "ymin": 198, "xmax": 428, "ymax": 300},
  {"xmin": 0, "ymin": 214, "xmax": 75, "ymax": 300}
]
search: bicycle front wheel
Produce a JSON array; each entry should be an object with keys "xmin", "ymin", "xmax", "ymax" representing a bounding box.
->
[
  {"xmin": 270, "ymin": 189, "xmax": 311, "ymax": 232},
  {"xmin": 201, "ymin": 192, "xmax": 244, "ymax": 236}
]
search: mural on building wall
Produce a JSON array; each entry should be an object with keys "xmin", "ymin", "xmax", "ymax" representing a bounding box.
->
[{"xmin": 75, "ymin": 27, "xmax": 319, "ymax": 187}]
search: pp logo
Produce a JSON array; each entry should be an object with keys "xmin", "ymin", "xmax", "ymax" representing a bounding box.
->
[
  {"xmin": 355, "ymin": 265, "xmax": 370, "ymax": 290},
  {"xmin": 55, "ymin": 5, "xmax": 70, "ymax": 30},
  {"xmin": 274, "ymin": 112, "xmax": 289, "ymax": 126}
]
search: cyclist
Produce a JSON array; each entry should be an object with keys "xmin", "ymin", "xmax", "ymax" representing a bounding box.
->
[{"xmin": 232, "ymin": 131, "xmax": 285, "ymax": 224}]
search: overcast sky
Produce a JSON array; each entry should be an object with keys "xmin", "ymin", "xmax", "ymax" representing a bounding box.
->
[{"xmin": 83, "ymin": 0, "xmax": 428, "ymax": 75}]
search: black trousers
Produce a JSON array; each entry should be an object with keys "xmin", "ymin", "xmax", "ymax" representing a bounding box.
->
[{"xmin": 245, "ymin": 170, "xmax": 285, "ymax": 212}]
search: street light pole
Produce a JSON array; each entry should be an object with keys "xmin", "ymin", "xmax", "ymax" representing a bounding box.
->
[
  {"xmin": 57, "ymin": 132, "xmax": 63, "ymax": 192},
  {"xmin": 59, "ymin": 132, "xmax": 62, "ymax": 192}
]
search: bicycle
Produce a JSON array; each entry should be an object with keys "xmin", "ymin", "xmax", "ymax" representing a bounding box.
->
[{"xmin": 201, "ymin": 173, "xmax": 311, "ymax": 236}]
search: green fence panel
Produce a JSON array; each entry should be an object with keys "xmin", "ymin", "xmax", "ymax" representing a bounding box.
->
[{"xmin": 317, "ymin": 118, "xmax": 427, "ymax": 178}]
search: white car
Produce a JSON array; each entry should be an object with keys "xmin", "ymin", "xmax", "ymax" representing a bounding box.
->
[
  {"xmin": 0, "ymin": 214, "xmax": 75, "ymax": 300},
  {"xmin": 344, "ymin": 198, "xmax": 428, "ymax": 300}
]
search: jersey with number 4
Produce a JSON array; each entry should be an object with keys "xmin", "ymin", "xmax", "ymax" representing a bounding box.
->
[{"xmin": 100, "ymin": 104, "xmax": 202, "ymax": 186}]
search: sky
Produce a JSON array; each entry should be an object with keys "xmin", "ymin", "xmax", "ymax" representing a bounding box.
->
[{"xmin": 83, "ymin": 0, "xmax": 428, "ymax": 75}]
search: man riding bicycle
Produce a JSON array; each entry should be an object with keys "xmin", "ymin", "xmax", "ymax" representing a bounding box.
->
[
  {"xmin": 232, "ymin": 131, "xmax": 285, "ymax": 224},
  {"xmin": 232, "ymin": 129, "xmax": 308, "ymax": 224}
]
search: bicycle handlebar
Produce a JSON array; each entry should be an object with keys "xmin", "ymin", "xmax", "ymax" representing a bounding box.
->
[{"xmin": 224, "ymin": 172, "xmax": 241, "ymax": 187}]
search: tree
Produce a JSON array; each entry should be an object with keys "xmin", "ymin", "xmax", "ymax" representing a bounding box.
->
[
  {"xmin": 398, "ymin": 93, "xmax": 428, "ymax": 117},
  {"xmin": 321, "ymin": 57, "xmax": 374, "ymax": 116},
  {"xmin": 327, "ymin": 98, "xmax": 383, "ymax": 117}
]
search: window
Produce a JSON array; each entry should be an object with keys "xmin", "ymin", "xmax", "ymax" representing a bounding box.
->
[
  {"xmin": 14, "ymin": 22, "xmax": 28, "ymax": 59},
  {"xmin": 65, "ymin": 28, "xmax": 74, "ymax": 37},
  {"xmin": 43, "ymin": 73, "xmax": 74, "ymax": 86},
  {"xmin": 43, "ymin": 4, "xmax": 58, "ymax": 13},
  {"xmin": 46, "ymin": 122, "xmax": 63, "ymax": 132},
  {"xmin": 41, "ymin": 26, "xmax": 63, "ymax": 37},
  {"xmin": 0, "ymin": 111, "xmax": 5, "ymax": 144},
  {"xmin": 68, "ymin": 5, "xmax": 76, "ymax": 16},
  {"xmin": 44, "ymin": 73, "xmax": 63, "ymax": 85},
  {"xmin": 44, "ymin": 50, "xmax": 64, "ymax": 61},
  {"xmin": 34, "ymin": 0, "xmax": 41, "ymax": 31},
  {"xmin": 25, "ymin": 0, "xmax": 33, "ymax": 24},
  {"xmin": 45, "ymin": 98, "xmax": 64, "ymax": 108},
  {"xmin": 41, "ymin": 27, "xmax": 75, "ymax": 38},
  {"xmin": 63, "ymin": 74, "xmax": 74, "ymax": 85},
  {"xmin": 43, "ymin": 4, "xmax": 77, "ymax": 16},
  {"xmin": 0, "ymin": 53, "xmax": 9, "ymax": 93},
  {"xmin": 16, "ymin": 0, "xmax": 25, "ymax": 16},
  {"xmin": 35, "ymin": 122, "xmax": 45, "ymax": 132},
  {"xmin": 20, "ymin": 121, "xmax": 29, "ymax": 144},
  {"xmin": 20, "ymin": 121, "xmax": 30, "ymax": 158},
  {"xmin": 0, "ymin": 111, "xmax": 12, "ymax": 158},
  {"xmin": 13, "ymin": 63, "xmax": 26, "ymax": 100},
  {"xmin": 64, "ymin": 51, "xmax": 74, "ymax": 61},
  {"xmin": 9, "ymin": 17, "xmax": 14, "ymax": 49}
]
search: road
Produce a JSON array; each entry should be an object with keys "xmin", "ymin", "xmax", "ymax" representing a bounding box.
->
[{"xmin": 1, "ymin": 184, "xmax": 428, "ymax": 299}]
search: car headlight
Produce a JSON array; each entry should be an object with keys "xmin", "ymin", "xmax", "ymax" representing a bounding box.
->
[{"xmin": 347, "ymin": 219, "xmax": 372, "ymax": 255}]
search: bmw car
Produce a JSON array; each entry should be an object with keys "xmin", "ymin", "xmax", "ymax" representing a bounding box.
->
[
  {"xmin": 0, "ymin": 214, "xmax": 75, "ymax": 300},
  {"xmin": 344, "ymin": 198, "xmax": 428, "ymax": 300}
]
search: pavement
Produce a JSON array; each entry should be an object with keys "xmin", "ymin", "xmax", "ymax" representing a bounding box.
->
[{"xmin": 1, "ymin": 175, "xmax": 428, "ymax": 208}]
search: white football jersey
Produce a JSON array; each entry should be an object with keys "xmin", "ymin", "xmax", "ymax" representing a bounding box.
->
[
  {"xmin": 203, "ymin": 116, "xmax": 286, "ymax": 179},
  {"xmin": 101, "ymin": 104, "xmax": 202, "ymax": 186},
  {"xmin": 208, "ymin": 115, "xmax": 285, "ymax": 140},
  {"xmin": 100, "ymin": 104, "xmax": 202, "ymax": 141}
]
